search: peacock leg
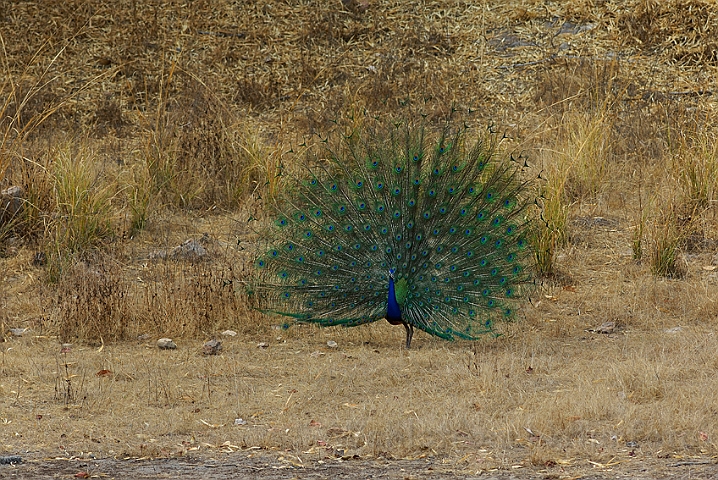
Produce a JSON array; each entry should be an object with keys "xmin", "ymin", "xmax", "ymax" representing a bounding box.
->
[{"xmin": 404, "ymin": 323, "xmax": 414, "ymax": 349}]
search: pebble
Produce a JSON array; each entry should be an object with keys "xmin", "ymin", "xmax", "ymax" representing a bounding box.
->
[
  {"xmin": 157, "ymin": 338, "xmax": 177, "ymax": 349},
  {"xmin": 202, "ymin": 339, "xmax": 222, "ymax": 355}
]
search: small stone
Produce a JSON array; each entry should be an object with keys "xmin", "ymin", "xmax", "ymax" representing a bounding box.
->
[
  {"xmin": 587, "ymin": 321, "xmax": 616, "ymax": 334},
  {"xmin": 148, "ymin": 249, "xmax": 168, "ymax": 260},
  {"xmin": 8, "ymin": 328, "xmax": 29, "ymax": 337},
  {"xmin": 234, "ymin": 418, "xmax": 247, "ymax": 426},
  {"xmin": 221, "ymin": 330, "xmax": 237, "ymax": 337},
  {"xmin": 202, "ymin": 339, "xmax": 222, "ymax": 355},
  {"xmin": 327, "ymin": 340, "xmax": 338, "ymax": 348},
  {"xmin": 257, "ymin": 342, "xmax": 269, "ymax": 348},
  {"xmin": 0, "ymin": 186, "xmax": 24, "ymax": 224},
  {"xmin": 0, "ymin": 455, "xmax": 22, "ymax": 464},
  {"xmin": 170, "ymin": 239, "xmax": 207, "ymax": 261},
  {"xmin": 157, "ymin": 338, "xmax": 177, "ymax": 350}
]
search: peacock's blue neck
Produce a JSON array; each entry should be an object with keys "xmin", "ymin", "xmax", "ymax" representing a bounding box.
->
[{"xmin": 386, "ymin": 275, "xmax": 403, "ymax": 322}]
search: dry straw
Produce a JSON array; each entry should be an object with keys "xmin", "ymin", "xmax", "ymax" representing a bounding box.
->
[{"xmin": 1, "ymin": 0, "xmax": 718, "ymax": 474}]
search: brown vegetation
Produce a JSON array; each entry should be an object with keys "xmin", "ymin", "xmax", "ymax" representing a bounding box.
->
[{"xmin": 1, "ymin": 0, "xmax": 718, "ymax": 476}]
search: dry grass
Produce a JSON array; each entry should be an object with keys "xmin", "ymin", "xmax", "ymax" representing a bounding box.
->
[
  {"xmin": 3, "ymin": 287, "xmax": 718, "ymax": 467},
  {"xmin": 2, "ymin": 0, "xmax": 718, "ymax": 475}
]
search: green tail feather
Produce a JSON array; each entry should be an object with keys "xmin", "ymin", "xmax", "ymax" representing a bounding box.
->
[{"xmin": 252, "ymin": 118, "xmax": 535, "ymax": 343}]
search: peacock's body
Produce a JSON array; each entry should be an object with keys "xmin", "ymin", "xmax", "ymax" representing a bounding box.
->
[{"xmin": 252, "ymin": 120, "xmax": 534, "ymax": 348}]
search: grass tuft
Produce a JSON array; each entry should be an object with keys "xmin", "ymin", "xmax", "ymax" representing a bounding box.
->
[
  {"xmin": 55, "ymin": 259, "xmax": 130, "ymax": 344},
  {"xmin": 46, "ymin": 142, "xmax": 116, "ymax": 280},
  {"xmin": 649, "ymin": 200, "xmax": 689, "ymax": 279},
  {"xmin": 532, "ymin": 150, "xmax": 570, "ymax": 276},
  {"xmin": 561, "ymin": 110, "xmax": 614, "ymax": 204},
  {"xmin": 126, "ymin": 162, "xmax": 153, "ymax": 237},
  {"xmin": 677, "ymin": 129, "xmax": 718, "ymax": 210},
  {"xmin": 650, "ymin": 224, "xmax": 687, "ymax": 278}
]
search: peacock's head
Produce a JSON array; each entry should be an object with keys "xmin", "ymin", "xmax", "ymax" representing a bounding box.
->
[{"xmin": 388, "ymin": 268, "xmax": 396, "ymax": 280}]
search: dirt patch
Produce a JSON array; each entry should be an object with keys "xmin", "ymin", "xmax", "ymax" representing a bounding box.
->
[{"xmin": 4, "ymin": 453, "xmax": 718, "ymax": 479}]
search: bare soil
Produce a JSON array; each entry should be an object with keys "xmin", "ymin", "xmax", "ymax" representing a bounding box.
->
[{"xmin": 3, "ymin": 452, "xmax": 718, "ymax": 479}]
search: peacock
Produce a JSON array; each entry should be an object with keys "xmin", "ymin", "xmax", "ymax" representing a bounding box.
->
[{"xmin": 251, "ymin": 118, "xmax": 535, "ymax": 348}]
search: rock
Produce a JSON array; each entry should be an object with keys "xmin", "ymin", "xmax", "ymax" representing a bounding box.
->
[
  {"xmin": 157, "ymin": 338, "xmax": 177, "ymax": 350},
  {"xmin": 0, "ymin": 455, "xmax": 22, "ymax": 464},
  {"xmin": 202, "ymin": 339, "xmax": 222, "ymax": 355},
  {"xmin": 327, "ymin": 340, "xmax": 338, "ymax": 348},
  {"xmin": 171, "ymin": 239, "xmax": 207, "ymax": 260},
  {"xmin": 573, "ymin": 216, "xmax": 617, "ymax": 228},
  {"xmin": 257, "ymin": 342, "xmax": 269, "ymax": 348},
  {"xmin": 587, "ymin": 321, "xmax": 616, "ymax": 334},
  {"xmin": 148, "ymin": 249, "xmax": 168, "ymax": 260},
  {"xmin": 221, "ymin": 330, "xmax": 237, "ymax": 337},
  {"xmin": 8, "ymin": 328, "xmax": 29, "ymax": 337},
  {"xmin": 149, "ymin": 237, "xmax": 209, "ymax": 262},
  {"xmin": 0, "ymin": 186, "xmax": 23, "ymax": 224}
]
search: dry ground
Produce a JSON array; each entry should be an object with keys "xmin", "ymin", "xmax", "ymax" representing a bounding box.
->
[
  {"xmin": 2, "ymin": 0, "xmax": 718, "ymax": 478},
  {"xmin": 3, "ymin": 222, "xmax": 718, "ymax": 477}
]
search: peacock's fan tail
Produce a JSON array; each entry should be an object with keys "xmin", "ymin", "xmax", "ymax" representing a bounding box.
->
[{"xmin": 252, "ymin": 120, "xmax": 535, "ymax": 341}]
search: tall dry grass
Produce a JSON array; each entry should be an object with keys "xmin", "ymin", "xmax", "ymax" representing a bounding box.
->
[
  {"xmin": 642, "ymin": 127, "xmax": 718, "ymax": 278},
  {"xmin": 45, "ymin": 142, "xmax": 117, "ymax": 278},
  {"xmin": 137, "ymin": 64, "xmax": 272, "ymax": 212},
  {"xmin": 532, "ymin": 108, "xmax": 615, "ymax": 276},
  {"xmin": 52, "ymin": 247, "xmax": 262, "ymax": 344}
]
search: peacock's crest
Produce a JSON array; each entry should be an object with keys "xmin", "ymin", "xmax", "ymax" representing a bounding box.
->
[{"xmin": 251, "ymin": 118, "xmax": 535, "ymax": 347}]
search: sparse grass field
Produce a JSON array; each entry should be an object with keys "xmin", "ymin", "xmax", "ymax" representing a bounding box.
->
[{"xmin": 2, "ymin": 0, "xmax": 718, "ymax": 478}]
